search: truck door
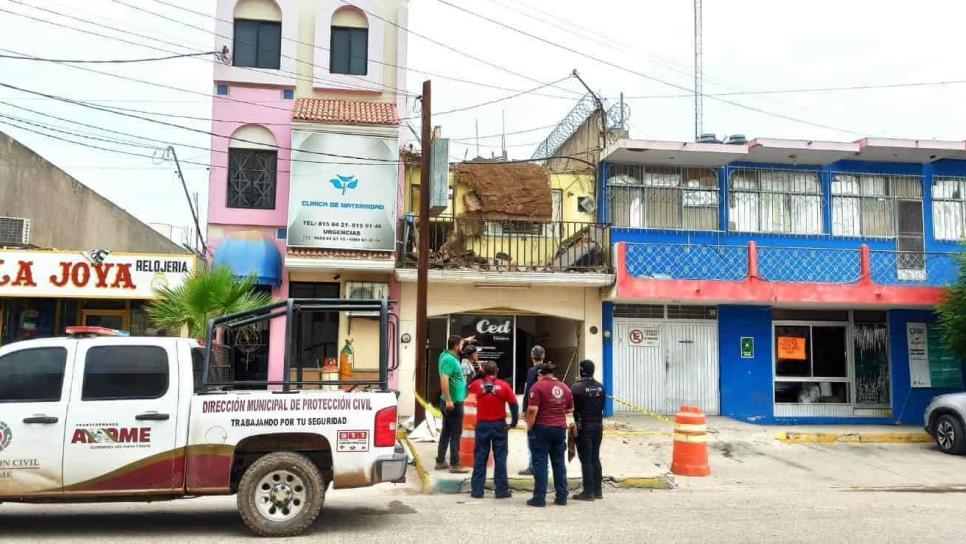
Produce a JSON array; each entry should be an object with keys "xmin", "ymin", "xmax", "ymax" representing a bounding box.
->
[
  {"xmin": 0, "ymin": 340, "xmax": 74, "ymax": 498},
  {"xmin": 62, "ymin": 340, "xmax": 180, "ymax": 495}
]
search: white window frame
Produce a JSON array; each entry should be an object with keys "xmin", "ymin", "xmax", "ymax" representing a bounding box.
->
[
  {"xmin": 728, "ymin": 168, "xmax": 823, "ymax": 235},
  {"xmin": 932, "ymin": 176, "xmax": 966, "ymax": 241},
  {"xmin": 608, "ymin": 164, "xmax": 720, "ymax": 231},
  {"xmin": 830, "ymin": 173, "xmax": 923, "ymax": 238}
]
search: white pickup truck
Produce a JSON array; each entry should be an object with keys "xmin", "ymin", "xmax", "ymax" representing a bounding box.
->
[{"xmin": 0, "ymin": 299, "xmax": 406, "ymax": 537}]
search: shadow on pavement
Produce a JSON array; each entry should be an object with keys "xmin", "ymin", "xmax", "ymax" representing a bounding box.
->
[{"xmin": 0, "ymin": 499, "xmax": 409, "ymax": 538}]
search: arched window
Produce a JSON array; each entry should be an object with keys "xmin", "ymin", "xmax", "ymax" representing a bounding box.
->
[
  {"xmin": 329, "ymin": 6, "xmax": 368, "ymax": 75},
  {"xmin": 233, "ymin": 0, "xmax": 282, "ymax": 69},
  {"xmin": 227, "ymin": 125, "xmax": 278, "ymax": 210}
]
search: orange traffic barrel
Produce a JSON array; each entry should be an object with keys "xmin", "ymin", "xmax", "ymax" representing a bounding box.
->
[
  {"xmin": 671, "ymin": 406, "xmax": 711, "ymax": 477},
  {"xmin": 460, "ymin": 393, "xmax": 493, "ymax": 469}
]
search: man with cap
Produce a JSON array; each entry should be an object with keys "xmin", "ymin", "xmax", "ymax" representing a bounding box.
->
[
  {"xmin": 571, "ymin": 360, "xmax": 605, "ymax": 501},
  {"xmin": 519, "ymin": 344, "xmax": 545, "ymax": 476},
  {"xmin": 525, "ymin": 362, "xmax": 574, "ymax": 507},
  {"xmin": 466, "ymin": 361, "xmax": 518, "ymax": 499}
]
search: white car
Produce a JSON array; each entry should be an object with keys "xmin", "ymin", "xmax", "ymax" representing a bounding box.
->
[{"xmin": 924, "ymin": 392, "xmax": 966, "ymax": 455}]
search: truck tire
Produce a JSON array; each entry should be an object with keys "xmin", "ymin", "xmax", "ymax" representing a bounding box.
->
[
  {"xmin": 237, "ymin": 452, "xmax": 326, "ymax": 537},
  {"xmin": 935, "ymin": 414, "xmax": 966, "ymax": 455}
]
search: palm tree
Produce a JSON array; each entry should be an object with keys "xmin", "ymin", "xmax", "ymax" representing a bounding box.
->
[{"xmin": 147, "ymin": 265, "xmax": 271, "ymax": 339}]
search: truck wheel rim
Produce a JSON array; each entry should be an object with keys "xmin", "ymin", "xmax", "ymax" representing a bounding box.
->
[
  {"xmin": 937, "ymin": 420, "xmax": 955, "ymax": 450},
  {"xmin": 255, "ymin": 470, "xmax": 308, "ymax": 521}
]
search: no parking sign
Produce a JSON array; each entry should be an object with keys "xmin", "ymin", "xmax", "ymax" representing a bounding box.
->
[{"xmin": 628, "ymin": 325, "xmax": 660, "ymax": 347}]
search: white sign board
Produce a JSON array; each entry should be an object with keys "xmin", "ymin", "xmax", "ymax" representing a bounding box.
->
[
  {"xmin": 0, "ymin": 250, "xmax": 194, "ymax": 299},
  {"xmin": 907, "ymin": 322, "xmax": 931, "ymax": 388},
  {"xmin": 287, "ymin": 130, "xmax": 398, "ymax": 251},
  {"xmin": 628, "ymin": 325, "xmax": 661, "ymax": 347}
]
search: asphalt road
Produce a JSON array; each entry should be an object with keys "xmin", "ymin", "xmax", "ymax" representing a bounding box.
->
[{"xmin": 3, "ymin": 483, "xmax": 966, "ymax": 543}]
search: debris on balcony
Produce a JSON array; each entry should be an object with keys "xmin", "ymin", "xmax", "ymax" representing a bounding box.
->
[
  {"xmin": 553, "ymin": 224, "xmax": 608, "ymax": 271},
  {"xmin": 453, "ymin": 162, "xmax": 552, "ymax": 220}
]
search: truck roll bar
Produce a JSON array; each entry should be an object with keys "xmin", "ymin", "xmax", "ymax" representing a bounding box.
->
[{"xmin": 201, "ymin": 298, "xmax": 390, "ymax": 393}]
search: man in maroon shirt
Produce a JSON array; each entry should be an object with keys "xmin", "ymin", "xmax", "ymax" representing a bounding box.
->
[
  {"xmin": 525, "ymin": 363, "xmax": 574, "ymax": 507},
  {"xmin": 467, "ymin": 361, "xmax": 518, "ymax": 499}
]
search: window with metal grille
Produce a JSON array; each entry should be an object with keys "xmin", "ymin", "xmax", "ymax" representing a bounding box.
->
[
  {"xmin": 330, "ymin": 26, "xmax": 368, "ymax": 75},
  {"xmin": 614, "ymin": 304, "xmax": 665, "ymax": 319},
  {"xmin": 729, "ymin": 169, "xmax": 822, "ymax": 234},
  {"xmin": 233, "ymin": 19, "xmax": 281, "ymax": 69},
  {"xmin": 608, "ymin": 164, "xmax": 719, "ymax": 230},
  {"xmin": 831, "ymin": 173, "xmax": 922, "ymax": 237},
  {"xmin": 933, "ymin": 176, "xmax": 966, "ymax": 241},
  {"xmin": 666, "ymin": 305, "xmax": 717, "ymax": 320},
  {"xmin": 228, "ymin": 148, "xmax": 277, "ymax": 209}
]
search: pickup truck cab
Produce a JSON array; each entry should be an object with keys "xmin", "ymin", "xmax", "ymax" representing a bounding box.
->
[{"xmin": 0, "ymin": 299, "xmax": 405, "ymax": 537}]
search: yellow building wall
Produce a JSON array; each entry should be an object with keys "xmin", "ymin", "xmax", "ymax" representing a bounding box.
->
[{"xmin": 404, "ymin": 164, "xmax": 597, "ymax": 266}]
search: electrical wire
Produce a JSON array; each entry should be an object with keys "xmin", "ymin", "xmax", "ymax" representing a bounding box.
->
[
  {"xmin": 618, "ymin": 78, "xmax": 966, "ymax": 99},
  {"xmin": 2, "ymin": 2, "xmax": 406, "ymax": 99},
  {"xmin": 0, "ymin": 80, "xmax": 403, "ymax": 164},
  {"xmin": 398, "ymin": 75, "xmax": 573, "ymax": 120},
  {"xmin": 436, "ymin": 0, "xmax": 867, "ymax": 136},
  {"xmin": 0, "ymin": 50, "xmax": 223, "ymax": 64},
  {"xmin": 151, "ymin": 0, "xmax": 581, "ymax": 100},
  {"xmin": 333, "ymin": 0, "xmax": 581, "ymax": 97}
]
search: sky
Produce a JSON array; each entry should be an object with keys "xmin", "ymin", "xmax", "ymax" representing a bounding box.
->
[{"xmin": 3, "ymin": 0, "xmax": 966, "ymax": 243}]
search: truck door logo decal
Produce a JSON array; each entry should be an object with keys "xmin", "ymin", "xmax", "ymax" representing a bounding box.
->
[{"xmin": 0, "ymin": 421, "xmax": 10, "ymax": 452}]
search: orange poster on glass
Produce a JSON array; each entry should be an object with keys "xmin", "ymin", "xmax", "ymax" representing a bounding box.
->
[{"xmin": 777, "ymin": 337, "xmax": 807, "ymax": 360}]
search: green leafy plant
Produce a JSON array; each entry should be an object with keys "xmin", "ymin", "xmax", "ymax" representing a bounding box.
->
[
  {"xmin": 147, "ymin": 265, "xmax": 271, "ymax": 339},
  {"xmin": 938, "ymin": 250, "xmax": 966, "ymax": 360}
]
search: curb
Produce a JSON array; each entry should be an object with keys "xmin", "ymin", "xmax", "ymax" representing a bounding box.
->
[
  {"xmin": 430, "ymin": 474, "xmax": 673, "ymax": 494},
  {"xmin": 776, "ymin": 431, "xmax": 931, "ymax": 444}
]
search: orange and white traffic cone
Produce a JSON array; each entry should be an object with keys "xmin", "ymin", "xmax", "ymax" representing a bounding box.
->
[
  {"xmin": 460, "ymin": 393, "xmax": 492, "ymax": 469},
  {"xmin": 671, "ymin": 406, "xmax": 711, "ymax": 477}
]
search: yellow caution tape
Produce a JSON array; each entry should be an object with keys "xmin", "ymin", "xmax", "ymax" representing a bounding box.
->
[
  {"xmin": 397, "ymin": 430, "xmax": 431, "ymax": 494},
  {"xmin": 413, "ymin": 391, "xmax": 443, "ymax": 419},
  {"xmin": 608, "ymin": 395, "xmax": 675, "ymax": 425}
]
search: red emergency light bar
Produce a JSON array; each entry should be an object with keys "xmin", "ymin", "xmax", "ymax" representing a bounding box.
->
[{"xmin": 65, "ymin": 326, "xmax": 130, "ymax": 337}]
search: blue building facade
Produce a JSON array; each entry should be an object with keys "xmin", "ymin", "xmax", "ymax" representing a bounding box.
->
[{"xmin": 598, "ymin": 138, "xmax": 966, "ymax": 424}]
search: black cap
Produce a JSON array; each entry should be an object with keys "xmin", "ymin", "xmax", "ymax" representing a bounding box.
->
[{"xmin": 579, "ymin": 360, "xmax": 595, "ymax": 378}]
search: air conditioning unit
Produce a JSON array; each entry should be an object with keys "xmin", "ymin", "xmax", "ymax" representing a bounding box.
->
[
  {"xmin": 345, "ymin": 281, "xmax": 389, "ymax": 316},
  {"xmin": 0, "ymin": 217, "xmax": 30, "ymax": 245}
]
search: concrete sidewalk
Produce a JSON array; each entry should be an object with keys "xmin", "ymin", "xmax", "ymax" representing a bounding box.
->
[
  {"xmin": 406, "ymin": 415, "xmax": 937, "ymax": 495},
  {"xmin": 409, "ymin": 425, "xmax": 672, "ymax": 495}
]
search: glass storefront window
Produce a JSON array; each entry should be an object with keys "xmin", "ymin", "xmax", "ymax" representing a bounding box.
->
[{"xmin": 774, "ymin": 323, "xmax": 850, "ymax": 404}]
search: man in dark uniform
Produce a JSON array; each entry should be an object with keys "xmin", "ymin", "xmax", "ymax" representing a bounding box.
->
[
  {"xmin": 571, "ymin": 360, "xmax": 605, "ymax": 501},
  {"xmin": 519, "ymin": 345, "xmax": 545, "ymax": 476}
]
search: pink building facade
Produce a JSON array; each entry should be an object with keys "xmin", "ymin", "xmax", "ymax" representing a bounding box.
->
[{"xmin": 206, "ymin": 0, "xmax": 409, "ymax": 388}]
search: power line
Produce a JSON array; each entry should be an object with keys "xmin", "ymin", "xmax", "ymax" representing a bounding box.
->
[
  {"xmin": 112, "ymin": 0, "xmax": 414, "ymax": 98},
  {"xmin": 0, "ymin": 50, "xmax": 224, "ymax": 64},
  {"xmin": 0, "ymin": 80, "xmax": 404, "ymax": 164},
  {"xmin": 3, "ymin": 2, "xmax": 407, "ymax": 98},
  {"xmin": 152, "ymin": 0, "xmax": 578, "ymax": 100},
  {"xmin": 334, "ymin": 0, "xmax": 581, "ymax": 97},
  {"xmin": 399, "ymin": 75, "xmax": 573, "ymax": 120},
  {"xmin": 618, "ymin": 78, "xmax": 966, "ymax": 99},
  {"xmin": 437, "ymin": 0, "xmax": 867, "ymax": 136}
]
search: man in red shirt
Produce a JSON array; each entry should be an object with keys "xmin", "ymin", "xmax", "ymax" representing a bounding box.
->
[
  {"xmin": 467, "ymin": 361, "xmax": 518, "ymax": 499},
  {"xmin": 525, "ymin": 363, "xmax": 574, "ymax": 507}
]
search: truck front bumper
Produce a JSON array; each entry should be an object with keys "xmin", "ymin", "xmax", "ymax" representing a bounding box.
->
[{"xmin": 374, "ymin": 445, "xmax": 408, "ymax": 484}]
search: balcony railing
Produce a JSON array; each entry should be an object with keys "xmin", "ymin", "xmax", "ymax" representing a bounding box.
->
[
  {"xmin": 624, "ymin": 241, "xmax": 962, "ymax": 287},
  {"xmin": 400, "ymin": 215, "xmax": 611, "ymax": 273}
]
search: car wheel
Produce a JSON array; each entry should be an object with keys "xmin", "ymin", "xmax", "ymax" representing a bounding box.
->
[
  {"xmin": 237, "ymin": 452, "xmax": 326, "ymax": 537},
  {"xmin": 935, "ymin": 414, "xmax": 966, "ymax": 455}
]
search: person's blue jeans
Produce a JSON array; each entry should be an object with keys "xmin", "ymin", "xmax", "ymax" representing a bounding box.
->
[
  {"xmin": 471, "ymin": 421, "xmax": 509, "ymax": 497},
  {"xmin": 531, "ymin": 425, "xmax": 567, "ymax": 505}
]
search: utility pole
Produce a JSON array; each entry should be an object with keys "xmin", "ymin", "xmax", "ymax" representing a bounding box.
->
[
  {"xmin": 415, "ymin": 80, "xmax": 432, "ymax": 424},
  {"xmin": 694, "ymin": 0, "xmax": 703, "ymax": 141},
  {"xmin": 167, "ymin": 146, "xmax": 207, "ymax": 257}
]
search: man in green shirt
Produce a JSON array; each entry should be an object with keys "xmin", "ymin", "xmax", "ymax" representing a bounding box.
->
[{"xmin": 436, "ymin": 334, "xmax": 471, "ymax": 473}]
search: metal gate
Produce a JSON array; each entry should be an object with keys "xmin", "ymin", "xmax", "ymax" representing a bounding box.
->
[{"xmin": 613, "ymin": 319, "xmax": 719, "ymax": 415}]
